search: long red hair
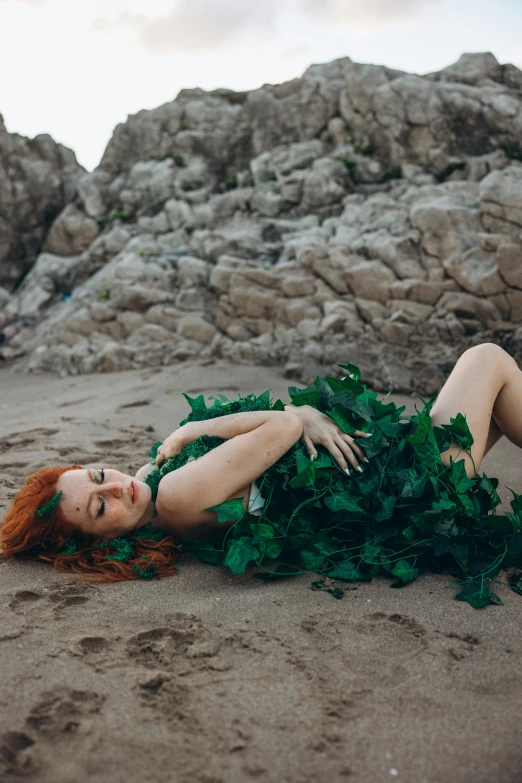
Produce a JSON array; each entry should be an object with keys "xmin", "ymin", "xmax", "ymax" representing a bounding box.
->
[{"xmin": 0, "ymin": 465, "xmax": 181, "ymax": 582}]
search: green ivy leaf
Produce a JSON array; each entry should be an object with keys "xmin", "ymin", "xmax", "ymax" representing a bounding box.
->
[
  {"xmin": 327, "ymin": 404, "xmax": 357, "ymax": 434},
  {"xmin": 182, "ymin": 392, "xmax": 207, "ymax": 415},
  {"xmin": 362, "ymin": 543, "xmax": 380, "ymax": 563},
  {"xmin": 396, "ymin": 469, "xmax": 427, "ymax": 498},
  {"xmin": 408, "ymin": 409, "xmax": 432, "ymax": 445},
  {"xmin": 314, "ymin": 534, "xmax": 340, "ymax": 556},
  {"xmin": 314, "ymin": 376, "xmax": 336, "ymax": 409},
  {"xmin": 505, "ymin": 532, "xmax": 522, "ymax": 568},
  {"xmin": 264, "ymin": 539, "xmax": 283, "ymax": 559},
  {"xmin": 390, "ymin": 559, "xmax": 420, "ymax": 586},
  {"xmin": 288, "ymin": 384, "xmax": 321, "ymax": 407},
  {"xmin": 433, "ymin": 517, "xmax": 459, "ymax": 537},
  {"xmin": 455, "ymin": 580, "xmax": 502, "ymax": 608},
  {"xmin": 433, "ymin": 540, "xmax": 468, "ymax": 564},
  {"xmin": 374, "ymin": 495, "xmax": 396, "ymax": 522},
  {"xmin": 288, "ymin": 460, "xmax": 316, "ymax": 489},
  {"xmin": 300, "ymin": 550, "xmax": 325, "ymax": 570},
  {"xmin": 326, "ymin": 560, "xmax": 370, "ymax": 581},
  {"xmin": 205, "ymin": 497, "xmax": 245, "ymax": 523},
  {"xmin": 336, "ymin": 362, "xmax": 362, "ymax": 382},
  {"xmin": 223, "ymin": 537, "xmax": 261, "ymax": 574},
  {"xmin": 250, "ymin": 522, "xmax": 274, "ymax": 539},
  {"xmin": 448, "ymin": 459, "xmax": 475, "ymax": 494},
  {"xmin": 478, "ymin": 474, "xmax": 501, "ymax": 508},
  {"xmin": 181, "ymin": 540, "xmax": 224, "ymax": 566},
  {"xmin": 441, "ymin": 412, "xmax": 474, "ymax": 450},
  {"xmin": 325, "ymin": 492, "xmax": 363, "ymax": 513}
]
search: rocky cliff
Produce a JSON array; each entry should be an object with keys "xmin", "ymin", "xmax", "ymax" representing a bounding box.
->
[
  {"xmin": 2, "ymin": 51, "xmax": 522, "ymax": 393},
  {"xmin": 0, "ymin": 116, "xmax": 84, "ymax": 292}
]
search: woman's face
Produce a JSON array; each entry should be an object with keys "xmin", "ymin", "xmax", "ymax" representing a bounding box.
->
[{"xmin": 56, "ymin": 467, "xmax": 153, "ymax": 539}]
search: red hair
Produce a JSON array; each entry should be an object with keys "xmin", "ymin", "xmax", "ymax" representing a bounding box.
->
[{"xmin": 0, "ymin": 465, "xmax": 181, "ymax": 582}]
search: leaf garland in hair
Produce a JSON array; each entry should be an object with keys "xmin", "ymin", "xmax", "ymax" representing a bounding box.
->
[
  {"xmin": 144, "ymin": 369, "xmax": 522, "ymax": 609},
  {"xmin": 57, "ymin": 523, "xmax": 168, "ymax": 580},
  {"xmin": 30, "ymin": 491, "xmax": 63, "ymax": 518}
]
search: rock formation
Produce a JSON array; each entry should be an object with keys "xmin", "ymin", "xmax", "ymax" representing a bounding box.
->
[
  {"xmin": 2, "ymin": 52, "xmax": 522, "ymax": 393},
  {"xmin": 0, "ymin": 115, "xmax": 85, "ymax": 292}
]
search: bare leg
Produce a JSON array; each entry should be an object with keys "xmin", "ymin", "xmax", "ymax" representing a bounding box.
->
[{"xmin": 430, "ymin": 343, "xmax": 522, "ymax": 476}]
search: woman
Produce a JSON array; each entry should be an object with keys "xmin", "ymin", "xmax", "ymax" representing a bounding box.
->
[{"xmin": 2, "ymin": 343, "xmax": 522, "ymax": 607}]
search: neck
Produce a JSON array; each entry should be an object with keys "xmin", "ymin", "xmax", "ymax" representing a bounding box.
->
[{"xmin": 134, "ymin": 498, "xmax": 157, "ymax": 530}]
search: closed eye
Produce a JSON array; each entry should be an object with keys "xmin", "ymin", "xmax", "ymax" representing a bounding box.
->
[{"xmin": 95, "ymin": 468, "xmax": 105, "ymax": 518}]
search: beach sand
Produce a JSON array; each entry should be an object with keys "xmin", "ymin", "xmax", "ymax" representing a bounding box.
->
[{"xmin": 1, "ymin": 359, "xmax": 521, "ymax": 783}]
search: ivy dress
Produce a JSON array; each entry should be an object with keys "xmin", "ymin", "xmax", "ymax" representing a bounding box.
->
[{"xmin": 143, "ymin": 362, "xmax": 522, "ymax": 609}]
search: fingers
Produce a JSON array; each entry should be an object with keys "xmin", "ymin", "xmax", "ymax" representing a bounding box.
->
[
  {"xmin": 303, "ymin": 436, "xmax": 318, "ymax": 461},
  {"xmin": 328, "ymin": 439, "xmax": 354, "ymax": 474},
  {"xmin": 353, "ymin": 429, "xmax": 372, "ymax": 439},
  {"xmin": 340, "ymin": 433, "xmax": 368, "ymax": 463},
  {"xmin": 333, "ymin": 435, "xmax": 364, "ymax": 472}
]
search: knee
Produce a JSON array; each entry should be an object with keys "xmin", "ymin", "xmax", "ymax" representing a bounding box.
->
[{"xmin": 460, "ymin": 343, "xmax": 518, "ymax": 374}]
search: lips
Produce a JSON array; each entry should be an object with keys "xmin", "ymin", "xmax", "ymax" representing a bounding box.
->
[{"xmin": 129, "ymin": 481, "xmax": 136, "ymax": 504}]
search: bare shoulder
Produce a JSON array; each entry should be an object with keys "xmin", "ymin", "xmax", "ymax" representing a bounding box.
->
[
  {"xmin": 155, "ymin": 470, "xmax": 251, "ymax": 539},
  {"xmin": 134, "ymin": 463, "xmax": 156, "ymax": 481}
]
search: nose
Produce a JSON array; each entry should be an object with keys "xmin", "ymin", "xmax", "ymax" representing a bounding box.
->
[{"xmin": 102, "ymin": 481, "xmax": 123, "ymax": 499}]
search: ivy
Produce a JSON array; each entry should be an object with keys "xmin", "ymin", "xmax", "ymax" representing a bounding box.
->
[{"xmin": 143, "ymin": 367, "xmax": 522, "ymax": 609}]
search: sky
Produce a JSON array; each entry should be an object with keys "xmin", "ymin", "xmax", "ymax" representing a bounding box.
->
[{"xmin": 0, "ymin": 0, "xmax": 520, "ymax": 172}]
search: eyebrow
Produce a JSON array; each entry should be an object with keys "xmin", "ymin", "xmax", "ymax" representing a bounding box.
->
[{"xmin": 86, "ymin": 469, "xmax": 95, "ymax": 519}]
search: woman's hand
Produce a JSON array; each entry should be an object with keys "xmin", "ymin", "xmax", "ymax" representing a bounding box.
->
[
  {"xmin": 284, "ymin": 404, "xmax": 371, "ymax": 474},
  {"xmin": 155, "ymin": 425, "xmax": 191, "ymax": 468}
]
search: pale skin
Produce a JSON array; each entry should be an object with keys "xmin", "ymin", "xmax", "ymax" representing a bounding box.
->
[{"xmin": 58, "ymin": 343, "xmax": 522, "ymax": 543}]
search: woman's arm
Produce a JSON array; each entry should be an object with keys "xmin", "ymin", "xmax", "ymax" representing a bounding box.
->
[
  {"xmin": 155, "ymin": 410, "xmax": 300, "ymax": 466},
  {"xmin": 155, "ymin": 410, "xmax": 303, "ymax": 534}
]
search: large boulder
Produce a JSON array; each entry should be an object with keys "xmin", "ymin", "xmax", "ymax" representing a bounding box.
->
[{"xmin": 0, "ymin": 116, "xmax": 84, "ymax": 291}]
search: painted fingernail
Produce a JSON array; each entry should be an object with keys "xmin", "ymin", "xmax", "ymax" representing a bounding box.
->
[
  {"xmin": 363, "ymin": 457, "xmax": 369, "ymax": 463},
  {"xmin": 344, "ymin": 467, "xmax": 351, "ymax": 476},
  {"xmin": 356, "ymin": 465, "xmax": 364, "ymax": 473},
  {"xmin": 310, "ymin": 454, "xmax": 316, "ymax": 461},
  {"xmin": 364, "ymin": 433, "xmax": 373, "ymax": 438}
]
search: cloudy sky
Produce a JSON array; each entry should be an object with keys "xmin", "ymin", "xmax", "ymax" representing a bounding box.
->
[{"xmin": 0, "ymin": 0, "xmax": 520, "ymax": 171}]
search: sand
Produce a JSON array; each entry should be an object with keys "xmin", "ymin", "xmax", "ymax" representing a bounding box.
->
[{"xmin": 1, "ymin": 359, "xmax": 521, "ymax": 783}]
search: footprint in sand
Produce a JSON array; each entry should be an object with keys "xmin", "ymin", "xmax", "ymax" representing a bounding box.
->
[
  {"xmin": 136, "ymin": 673, "xmax": 193, "ymax": 725},
  {"xmin": 0, "ymin": 428, "xmax": 59, "ymax": 453},
  {"xmin": 25, "ymin": 687, "xmax": 105, "ymax": 732},
  {"xmin": 93, "ymin": 438, "xmax": 128, "ymax": 449},
  {"xmin": 71, "ymin": 636, "xmax": 109, "ymax": 655},
  {"xmin": 356, "ymin": 611, "xmax": 427, "ymax": 648},
  {"xmin": 444, "ymin": 630, "xmax": 481, "ymax": 662},
  {"xmin": 126, "ymin": 613, "xmax": 204, "ymax": 669},
  {"xmin": 0, "ymin": 730, "xmax": 35, "ymax": 778},
  {"xmin": 9, "ymin": 590, "xmax": 43, "ymax": 610},
  {"xmin": 48, "ymin": 584, "xmax": 95, "ymax": 616},
  {"xmin": 69, "ymin": 636, "xmax": 115, "ymax": 672},
  {"xmin": 0, "ymin": 687, "xmax": 105, "ymax": 780},
  {"xmin": 0, "ymin": 461, "xmax": 31, "ymax": 472}
]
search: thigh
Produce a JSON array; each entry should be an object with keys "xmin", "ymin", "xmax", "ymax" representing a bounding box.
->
[{"xmin": 430, "ymin": 344, "xmax": 510, "ymax": 475}]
